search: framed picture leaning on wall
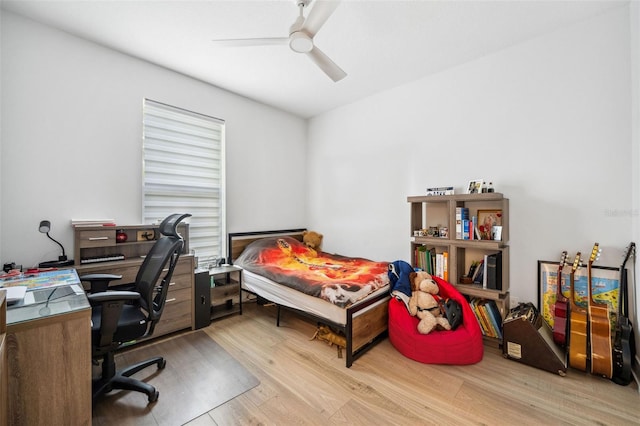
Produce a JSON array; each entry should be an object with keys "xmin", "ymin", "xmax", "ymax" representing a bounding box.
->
[{"xmin": 537, "ymin": 260, "xmax": 619, "ymax": 329}]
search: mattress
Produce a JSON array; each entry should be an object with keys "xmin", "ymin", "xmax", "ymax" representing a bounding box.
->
[{"xmin": 242, "ymin": 269, "xmax": 389, "ymax": 326}]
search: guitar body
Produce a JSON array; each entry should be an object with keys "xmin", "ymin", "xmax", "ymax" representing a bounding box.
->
[
  {"xmin": 587, "ymin": 243, "xmax": 613, "ymax": 378},
  {"xmin": 552, "ymin": 301, "xmax": 568, "ymax": 346},
  {"xmin": 568, "ymin": 253, "xmax": 588, "ymax": 371},
  {"xmin": 569, "ymin": 307, "xmax": 588, "ymax": 371},
  {"xmin": 613, "ymin": 317, "xmax": 633, "ymax": 385},
  {"xmin": 589, "ymin": 304, "xmax": 613, "ymax": 378},
  {"xmin": 613, "ymin": 243, "xmax": 636, "ymax": 385}
]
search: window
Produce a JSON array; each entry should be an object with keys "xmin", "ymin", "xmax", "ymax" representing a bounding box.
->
[{"xmin": 142, "ymin": 99, "xmax": 225, "ymax": 266}]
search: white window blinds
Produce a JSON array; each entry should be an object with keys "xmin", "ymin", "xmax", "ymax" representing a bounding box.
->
[{"xmin": 142, "ymin": 99, "xmax": 226, "ymax": 265}]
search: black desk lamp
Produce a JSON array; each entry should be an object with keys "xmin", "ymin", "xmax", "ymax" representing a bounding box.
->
[{"xmin": 38, "ymin": 220, "xmax": 74, "ymax": 268}]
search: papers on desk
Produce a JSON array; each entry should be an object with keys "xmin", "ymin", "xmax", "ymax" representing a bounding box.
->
[
  {"xmin": 1, "ymin": 269, "xmax": 83, "ymax": 306},
  {"xmin": 5, "ymin": 286, "xmax": 27, "ymax": 304},
  {"xmin": 0, "ymin": 269, "xmax": 81, "ymax": 289},
  {"xmin": 22, "ymin": 284, "xmax": 84, "ymax": 305}
]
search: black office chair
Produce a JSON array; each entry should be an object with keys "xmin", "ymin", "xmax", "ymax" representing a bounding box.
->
[{"xmin": 82, "ymin": 213, "xmax": 191, "ymax": 403}]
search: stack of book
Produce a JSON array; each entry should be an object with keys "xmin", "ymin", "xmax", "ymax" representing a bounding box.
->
[
  {"xmin": 470, "ymin": 298, "xmax": 503, "ymax": 339},
  {"xmin": 455, "ymin": 208, "xmax": 480, "ymax": 240},
  {"xmin": 464, "ymin": 252, "xmax": 502, "ymax": 290},
  {"xmin": 413, "ymin": 246, "xmax": 448, "ymax": 281},
  {"xmin": 71, "ymin": 218, "xmax": 116, "ymax": 227}
]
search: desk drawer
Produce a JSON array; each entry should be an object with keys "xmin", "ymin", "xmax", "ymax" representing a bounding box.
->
[{"xmin": 78, "ymin": 230, "xmax": 116, "ymax": 248}]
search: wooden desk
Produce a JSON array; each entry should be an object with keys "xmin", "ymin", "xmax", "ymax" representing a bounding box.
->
[
  {"xmin": 0, "ymin": 290, "xmax": 7, "ymax": 426},
  {"xmin": 5, "ymin": 285, "xmax": 91, "ymax": 425}
]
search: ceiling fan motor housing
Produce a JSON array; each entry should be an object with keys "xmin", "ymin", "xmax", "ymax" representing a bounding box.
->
[{"xmin": 289, "ymin": 31, "xmax": 313, "ymax": 53}]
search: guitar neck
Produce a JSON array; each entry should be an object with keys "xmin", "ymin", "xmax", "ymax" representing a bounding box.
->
[
  {"xmin": 556, "ymin": 251, "xmax": 567, "ymax": 301},
  {"xmin": 618, "ymin": 243, "xmax": 635, "ymax": 318},
  {"xmin": 587, "ymin": 243, "xmax": 604, "ymax": 308},
  {"xmin": 569, "ymin": 252, "xmax": 583, "ymax": 311}
]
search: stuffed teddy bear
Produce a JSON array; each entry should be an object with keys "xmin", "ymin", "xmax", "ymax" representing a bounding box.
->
[
  {"xmin": 408, "ymin": 271, "xmax": 451, "ymax": 334},
  {"xmin": 302, "ymin": 230, "xmax": 323, "ymax": 251}
]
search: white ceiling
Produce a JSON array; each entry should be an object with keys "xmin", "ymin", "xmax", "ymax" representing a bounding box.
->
[{"xmin": 1, "ymin": 0, "xmax": 627, "ymax": 118}]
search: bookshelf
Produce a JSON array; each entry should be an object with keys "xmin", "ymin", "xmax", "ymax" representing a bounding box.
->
[{"xmin": 408, "ymin": 193, "xmax": 510, "ymax": 346}]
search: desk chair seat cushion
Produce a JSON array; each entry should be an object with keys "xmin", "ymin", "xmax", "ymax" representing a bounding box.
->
[
  {"xmin": 388, "ymin": 276, "xmax": 484, "ymax": 365},
  {"xmin": 91, "ymin": 305, "xmax": 147, "ymax": 346}
]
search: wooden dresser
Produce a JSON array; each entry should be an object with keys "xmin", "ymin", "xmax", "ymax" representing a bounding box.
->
[{"xmin": 73, "ymin": 223, "xmax": 195, "ymax": 339}]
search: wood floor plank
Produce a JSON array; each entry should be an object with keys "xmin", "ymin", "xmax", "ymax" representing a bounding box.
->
[{"xmin": 187, "ymin": 301, "xmax": 640, "ymax": 426}]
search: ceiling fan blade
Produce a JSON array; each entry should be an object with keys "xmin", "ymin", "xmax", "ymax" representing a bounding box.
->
[
  {"xmin": 303, "ymin": 0, "xmax": 341, "ymax": 37},
  {"xmin": 306, "ymin": 46, "xmax": 346, "ymax": 82},
  {"xmin": 211, "ymin": 37, "xmax": 288, "ymax": 47}
]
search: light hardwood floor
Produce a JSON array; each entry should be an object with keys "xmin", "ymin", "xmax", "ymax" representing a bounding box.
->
[{"xmin": 182, "ymin": 301, "xmax": 639, "ymax": 426}]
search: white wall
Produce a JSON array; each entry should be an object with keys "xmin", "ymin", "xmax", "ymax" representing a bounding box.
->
[
  {"xmin": 0, "ymin": 11, "xmax": 308, "ymax": 268},
  {"xmin": 630, "ymin": 1, "xmax": 640, "ymax": 379},
  {"xmin": 308, "ymin": 6, "xmax": 633, "ymax": 307}
]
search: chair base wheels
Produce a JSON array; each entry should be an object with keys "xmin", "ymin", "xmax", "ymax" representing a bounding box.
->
[{"xmin": 93, "ymin": 356, "xmax": 166, "ymax": 404}]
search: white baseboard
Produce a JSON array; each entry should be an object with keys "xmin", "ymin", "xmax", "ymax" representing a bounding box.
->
[{"xmin": 633, "ymin": 354, "xmax": 640, "ymax": 393}]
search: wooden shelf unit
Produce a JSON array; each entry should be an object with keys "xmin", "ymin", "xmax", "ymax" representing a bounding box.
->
[
  {"xmin": 73, "ymin": 223, "xmax": 194, "ymax": 339},
  {"xmin": 209, "ymin": 265, "xmax": 242, "ymax": 321},
  {"xmin": 408, "ymin": 193, "xmax": 510, "ymax": 345}
]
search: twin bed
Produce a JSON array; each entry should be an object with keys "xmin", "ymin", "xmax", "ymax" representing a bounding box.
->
[{"xmin": 228, "ymin": 229, "xmax": 391, "ymax": 367}]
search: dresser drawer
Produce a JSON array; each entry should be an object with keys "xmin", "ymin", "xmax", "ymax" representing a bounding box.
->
[
  {"xmin": 155, "ymin": 287, "xmax": 193, "ymax": 335},
  {"xmin": 78, "ymin": 230, "xmax": 116, "ymax": 248},
  {"xmin": 78, "ymin": 262, "xmax": 140, "ymax": 289},
  {"xmin": 172, "ymin": 258, "xmax": 193, "ymax": 277},
  {"xmin": 78, "ymin": 256, "xmax": 193, "ymax": 290}
]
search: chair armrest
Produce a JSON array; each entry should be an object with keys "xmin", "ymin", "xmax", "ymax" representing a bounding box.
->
[
  {"xmin": 87, "ymin": 290, "xmax": 140, "ymax": 305},
  {"xmin": 80, "ymin": 273, "xmax": 123, "ymax": 293}
]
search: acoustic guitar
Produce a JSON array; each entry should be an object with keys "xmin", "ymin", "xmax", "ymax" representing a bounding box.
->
[
  {"xmin": 587, "ymin": 243, "xmax": 613, "ymax": 378},
  {"xmin": 552, "ymin": 251, "xmax": 569, "ymax": 346},
  {"xmin": 568, "ymin": 252, "xmax": 588, "ymax": 371},
  {"xmin": 612, "ymin": 243, "xmax": 635, "ymax": 385}
]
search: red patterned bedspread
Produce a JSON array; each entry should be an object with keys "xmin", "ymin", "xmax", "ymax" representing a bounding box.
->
[{"xmin": 234, "ymin": 237, "xmax": 389, "ymax": 308}]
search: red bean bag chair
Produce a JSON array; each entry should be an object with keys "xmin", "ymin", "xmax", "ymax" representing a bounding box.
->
[{"xmin": 388, "ymin": 276, "xmax": 484, "ymax": 364}]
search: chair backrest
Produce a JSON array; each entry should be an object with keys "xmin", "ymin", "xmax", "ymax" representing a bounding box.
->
[{"xmin": 136, "ymin": 213, "xmax": 191, "ymax": 332}]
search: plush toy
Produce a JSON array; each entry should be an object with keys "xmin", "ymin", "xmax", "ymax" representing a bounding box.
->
[
  {"xmin": 302, "ymin": 230, "xmax": 323, "ymax": 251},
  {"xmin": 310, "ymin": 324, "xmax": 346, "ymax": 358},
  {"xmin": 408, "ymin": 271, "xmax": 451, "ymax": 334}
]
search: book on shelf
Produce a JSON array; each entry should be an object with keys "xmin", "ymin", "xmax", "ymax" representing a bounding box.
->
[
  {"xmin": 466, "ymin": 260, "xmax": 481, "ymax": 280},
  {"xmin": 472, "ymin": 259, "xmax": 484, "ymax": 284},
  {"xmin": 471, "ymin": 216, "xmax": 477, "ymax": 240},
  {"xmin": 486, "ymin": 252, "xmax": 503, "ymax": 291},
  {"xmin": 415, "ymin": 246, "xmax": 427, "ymax": 272},
  {"xmin": 443, "ymin": 251, "xmax": 448, "ymax": 281},
  {"xmin": 484, "ymin": 300, "xmax": 504, "ymax": 340},
  {"xmin": 470, "ymin": 298, "xmax": 503, "ymax": 339},
  {"xmin": 434, "ymin": 252, "xmax": 448, "ymax": 280},
  {"xmin": 462, "ymin": 220, "xmax": 470, "ymax": 240},
  {"xmin": 482, "ymin": 254, "xmax": 488, "ymax": 289},
  {"xmin": 435, "ymin": 253, "xmax": 443, "ymax": 279},
  {"xmin": 470, "ymin": 299, "xmax": 492, "ymax": 337},
  {"xmin": 455, "ymin": 207, "xmax": 469, "ymax": 239}
]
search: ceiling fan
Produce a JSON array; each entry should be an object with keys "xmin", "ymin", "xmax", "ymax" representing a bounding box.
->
[{"xmin": 212, "ymin": 0, "xmax": 346, "ymax": 82}]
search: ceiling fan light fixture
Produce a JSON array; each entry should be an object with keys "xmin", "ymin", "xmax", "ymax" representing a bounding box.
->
[{"xmin": 289, "ymin": 31, "xmax": 313, "ymax": 53}]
